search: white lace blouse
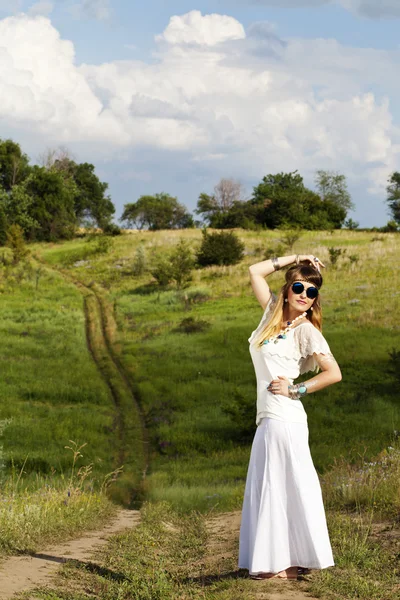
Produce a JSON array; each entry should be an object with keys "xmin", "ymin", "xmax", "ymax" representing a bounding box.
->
[{"xmin": 248, "ymin": 293, "xmax": 335, "ymax": 426}]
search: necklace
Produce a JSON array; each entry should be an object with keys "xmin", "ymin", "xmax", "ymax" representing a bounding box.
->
[{"xmin": 263, "ymin": 312, "xmax": 308, "ymax": 345}]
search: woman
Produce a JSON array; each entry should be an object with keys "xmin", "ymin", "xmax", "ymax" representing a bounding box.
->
[{"xmin": 238, "ymin": 253, "xmax": 342, "ymax": 581}]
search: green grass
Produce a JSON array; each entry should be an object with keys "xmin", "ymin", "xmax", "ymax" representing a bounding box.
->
[
  {"xmin": 33, "ymin": 228, "xmax": 400, "ymax": 513},
  {"xmin": 0, "ymin": 266, "xmax": 116, "ymax": 485}
]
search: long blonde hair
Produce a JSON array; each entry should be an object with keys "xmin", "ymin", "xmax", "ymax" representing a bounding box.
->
[{"xmin": 254, "ymin": 262, "xmax": 323, "ymax": 349}]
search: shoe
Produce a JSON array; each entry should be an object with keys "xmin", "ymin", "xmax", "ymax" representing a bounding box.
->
[{"xmin": 250, "ymin": 568, "xmax": 298, "ymax": 580}]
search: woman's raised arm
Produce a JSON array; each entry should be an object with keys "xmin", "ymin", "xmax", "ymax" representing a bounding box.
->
[{"xmin": 249, "ymin": 254, "xmax": 297, "ymax": 310}]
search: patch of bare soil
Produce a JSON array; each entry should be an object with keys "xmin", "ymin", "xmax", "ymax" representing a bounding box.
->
[
  {"xmin": 206, "ymin": 510, "xmax": 323, "ymax": 600},
  {"xmin": 0, "ymin": 509, "xmax": 140, "ymax": 600}
]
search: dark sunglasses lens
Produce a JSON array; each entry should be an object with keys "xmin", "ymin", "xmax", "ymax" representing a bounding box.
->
[
  {"xmin": 292, "ymin": 282, "xmax": 304, "ymax": 294},
  {"xmin": 306, "ymin": 287, "xmax": 319, "ymax": 299}
]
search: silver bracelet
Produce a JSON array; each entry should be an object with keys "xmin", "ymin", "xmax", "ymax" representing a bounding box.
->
[
  {"xmin": 288, "ymin": 382, "xmax": 308, "ymax": 400},
  {"xmin": 271, "ymin": 257, "xmax": 280, "ymax": 271}
]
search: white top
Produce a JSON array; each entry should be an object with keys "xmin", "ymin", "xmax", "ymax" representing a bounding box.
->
[{"xmin": 248, "ymin": 293, "xmax": 334, "ymax": 426}]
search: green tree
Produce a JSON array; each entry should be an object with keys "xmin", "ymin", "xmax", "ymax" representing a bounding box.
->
[
  {"xmin": 251, "ymin": 171, "xmax": 347, "ymax": 230},
  {"xmin": 1, "ymin": 184, "xmax": 40, "ymax": 236},
  {"xmin": 386, "ymin": 172, "xmax": 400, "ymax": 223},
  {"xmin": 22, "ymin": 167, "xmax": 78, "ymax": 242},
  {"xmin": 170, "ymin": 239, "xmax": 194, "ymax": 289},
  {"xmin": 0, "ymin": 139, "xmax": 30, "ymax": 191},
  {"xmin": 71, "ymin": 162, "xmax": 115, "ymax": 229},
  {"xmin": 120, "ymin": 193, "xmax": 193, "ymax": 230},
  {"xmin": 315, "ymin": 170, "xmax": 354, "ymax": 213},
  {"xmin": 251, "ymin": 171, "xmax": 311, "ymax": 228}
]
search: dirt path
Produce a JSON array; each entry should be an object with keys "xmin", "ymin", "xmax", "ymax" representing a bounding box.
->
[
  {"xmin": 206, "ymin": 511, "xmax": 322, "ymax": 600},
  {"xmin": 0, "ymin": 509, "xmax": 140, "ymax": 600}
]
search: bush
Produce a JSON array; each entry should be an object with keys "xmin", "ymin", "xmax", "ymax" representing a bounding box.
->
[
  {"xmin": 5, "ymin": 224, "xmax": 30, "ymax": 265},
  {"xmin": 381, "ymin": 220, "xmax": 398, "ymax": 233},
  {"xmin": 131, "ymin": 245, "xmax": 147, "ymax": 276},
  {"xmin": 279, "ymin": 228, "xmax": 302, "ymax": 249},
  {"xmin": 196, "ymin": 229, "xmax": 244, "ymax": 267},
  {"xmin": 174, "ymin": 317, "xmax": 211, "ymax": 334},
  {"xmin": 263, "ymin": 243, "xmax": 287, "ymax": 260},
  {"xmin": 151, "ymin": 256, "xmax": 174, "ymax": 287},
  {"xmin": 344, "ymin": 218, "xmax": 359, "ymax": 230},
  {"xmin": 103, "ymin": 222, "xmax": 122, "ymax": 236},
  {"xmin": 170, "ymin": 239, "xmax": 194, "ymax": 289},
  {"xmin": 328, "ymin": 247, "xmax": 346, "ymax": 268}
]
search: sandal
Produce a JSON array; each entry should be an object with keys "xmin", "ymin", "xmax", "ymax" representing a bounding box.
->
[{"xmin": 250, "ymin": 568, "xmax": 298, "ymax": 580}]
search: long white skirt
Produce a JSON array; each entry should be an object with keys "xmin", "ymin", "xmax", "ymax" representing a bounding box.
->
[{"xmin": 238, "ymin": 417, "xmax": 334, "ymax": 574}]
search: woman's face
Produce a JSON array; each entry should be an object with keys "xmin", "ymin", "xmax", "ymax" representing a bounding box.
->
[{"xmin": 286, "ymin": 279, "xmax": 318, "ymax": 314}]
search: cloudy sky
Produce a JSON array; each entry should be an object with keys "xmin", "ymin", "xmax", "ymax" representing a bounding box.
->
[{"xmin": 1, "ymin": 1, "xmax": 400, "ymax": 227}]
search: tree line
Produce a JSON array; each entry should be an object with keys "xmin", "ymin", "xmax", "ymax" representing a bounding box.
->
[
  {"xmin": 121, "ymin": 171, "xmax": 400, "ymax": 232},
  {"xmin": 1, "ymin": 136, "xmax": 400, "ymax": 246}
]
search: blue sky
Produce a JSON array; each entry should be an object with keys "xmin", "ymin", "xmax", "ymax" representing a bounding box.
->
[{"xmin": 1, "ymin": 0, "xmax": 400, "ymax": 226}]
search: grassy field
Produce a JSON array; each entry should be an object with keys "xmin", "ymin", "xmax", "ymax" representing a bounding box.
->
[
  {"xmin": 33, "ymin": 227, "xmax": 400, "ymax": 513},
  {"xmin": 0, "ymin": 227, "xmax": 399, "ymax": 598}
]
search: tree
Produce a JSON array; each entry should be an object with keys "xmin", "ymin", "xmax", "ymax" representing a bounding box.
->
[
  {"xmin": 251, "ymin": 171, "xmax": 347, "ymax": 230},
  {"xmin": 196, "ymin": 178, "xmax": 246, "ymax": 226},
  {"xmin": 72, "ymin": 162, "xmax": 115, "ymax": 229},
  {"xmin": 40, "ymin": 148, "xmax": 115, "ymax": 230},
  {"xmin": 0, "ymin": 139, "xmax": 31, "ymax": 191},
  {"xmin": 0, "ymin": 184, "xmax": 40, "ymax": 236},
  {"xmin": 251, "ymin": 171, "xmax": 309, "ymax": 228},
  {"xmin": 315, "ymin": 170, "xmax": 354, "ymax": 213},
  {"xmin": 120, "ymin": 193, "xmax": 193, "ymax": 230},
  {"xmin": 386, "ymin": 172, "xmax": 400, "ymax": 224},
  {"xmin": 22, "ymin": 167, "xmax": 78, "ymax": 242}
]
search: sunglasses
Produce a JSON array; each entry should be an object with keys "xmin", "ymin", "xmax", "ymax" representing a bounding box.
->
[{"xmin": 291, "ymin": 281, "xmax": 319, "ymax": 299}]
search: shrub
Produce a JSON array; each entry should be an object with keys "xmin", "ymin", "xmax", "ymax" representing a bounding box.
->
[
  {"xmin": 344, "ymin": 218, "xmax": 359, "ymax": 230},
  {"xmin": 93, "ymin": 234, "xmax": 114, "ymax": 255},
  {"xmin": 279, "ymin": 228, "xmax": 302, "ymax": 249},
  {"xmin": 174, "ymin": 317, "xmax": 210, "ymax": 334},
  {"xmin": 263, "ymin": 243, "xmax": 287, "ymax": 260},
  {"xmin": 131, "ymin": 245, "xmax": 147, "ymax": 276},
  {"xmin": 328, "ymin": 247, "xmax": 346, "ymax": 268},
  {"xmin": 347, "ymin": 254, "xmax": 359, "ymax": 264},
  {"xmin": 170, "ymin": 239, "xmax": 194, "ymax": 289},
  {"xmin": 196, "ymin": 229, "xmax": 244, "ymax": 267},
  {"xmin": 5, "ymin": 224, "xmax": 30, "ymax": 265},
  {"xmin": 381, "ymin": 220, "xmax": 398, "ymax": 233},
  {"xmin": 151, "ymin": 256, "xmax": 174, "ymax": 287},
  {"xmin": 103, "ymin": 222, "xmax": 122, "ymax": 236}
]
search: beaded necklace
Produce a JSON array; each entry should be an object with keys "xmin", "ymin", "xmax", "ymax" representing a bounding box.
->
[{"xmin": 263, "ymin": 311, "xmax": 308, "ymax": 345}]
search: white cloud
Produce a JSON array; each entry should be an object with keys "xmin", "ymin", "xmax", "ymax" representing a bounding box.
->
[
  {"xmin": 0, "ymin": 14, "xmax": 125, "ymax": 143},
  {"xmin": 0, "ymin": 10, "xmax": 399, "ymax": 201},
  {"xmin": 28, "ymin": 1, "xmax": 53, "ymax": 17},
  {"xmin": 156, "ymin": 10, "xmax": 246, "ymax": 46}
]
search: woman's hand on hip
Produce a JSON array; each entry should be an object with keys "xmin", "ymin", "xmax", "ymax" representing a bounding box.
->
[{"xmin": 267, "ymin": 376, "xmax": 290, "ymax": 397}]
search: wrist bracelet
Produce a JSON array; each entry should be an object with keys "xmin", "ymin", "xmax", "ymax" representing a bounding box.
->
[
  {"xmin": 288, "ymin": 382, "xmax": 308, "ymax": 400},
  {"xmin": 271, "ymin": 257, "xmax": 280, "ymax": 271}
]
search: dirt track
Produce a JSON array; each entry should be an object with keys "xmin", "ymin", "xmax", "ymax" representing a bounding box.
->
[{"xmin": 0, "ymin": 509, "xmax": 140, "ymax": 599}]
